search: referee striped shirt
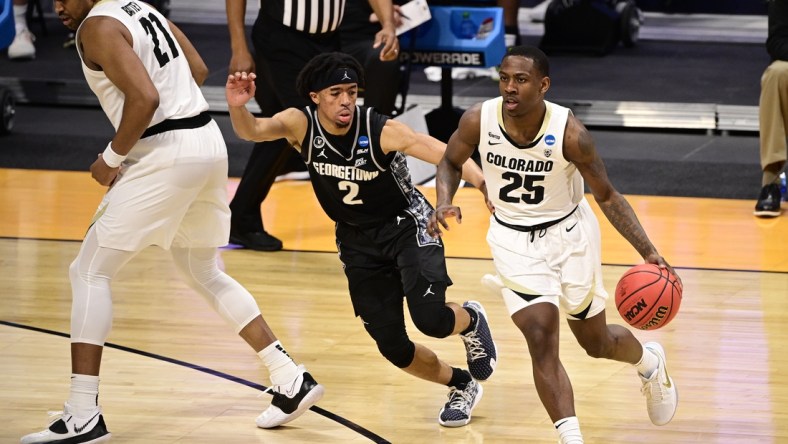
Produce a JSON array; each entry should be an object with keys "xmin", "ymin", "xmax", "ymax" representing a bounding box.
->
[{"xmin": 265, "ymin": 0, "xmax": 347, "ymax": 34}]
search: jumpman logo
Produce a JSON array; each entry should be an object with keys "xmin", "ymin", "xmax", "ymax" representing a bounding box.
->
[
  {"xmin": 341, "ymin": 70, "xmax": 351, "ymax": 81},
  {"xmin": 423, "ymin": 284, "xmax": 435, "ymax": 298},
  {"xmin": 317, "ymin": 149, "xmax": 328, "ymax": 159},
  {"xmin": 396, "ymin": 215, "xmax": 405, "ymax": 225}
]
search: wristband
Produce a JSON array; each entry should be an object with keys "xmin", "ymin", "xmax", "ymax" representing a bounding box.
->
[{"xmin": 102, "ymin": 142, "xmax": 127, "ymax": 168}]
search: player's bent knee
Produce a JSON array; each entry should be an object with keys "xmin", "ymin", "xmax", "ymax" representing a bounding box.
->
[
  {"xmin": 406, "ymin": 279, "xmax": 454, "ymax": 338},
  {"xmin": 579, "ymin": 340, "xmax": 609, "ymax": 359},
  {"xmin": 364, "ymin": 322, "xmax": 417, "ymax": 368},
  {"xmin": 411, "ymin": 305, "xmax": 455, "ymax": 338},
  {"xmin": 377, "ymin": 339, "xmax": 416, "ymax": 368}
]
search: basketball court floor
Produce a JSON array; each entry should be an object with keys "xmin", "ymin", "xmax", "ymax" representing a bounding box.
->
[
  {"xmin": 2, "ymin": 2, "xmax": 788, "ymax": 443},
  {"xmin": 2, "ymin": 168, "xmax": 788, "ymax": 443}
]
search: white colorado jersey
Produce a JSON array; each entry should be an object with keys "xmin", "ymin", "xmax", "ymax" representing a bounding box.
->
[
  {"xmin": 478, "ymin": 98, "xmax": 583, "ymax": 226},
  {"xmin": 76, "ymin": 0, "xmax": 208, "ymax": 130}
]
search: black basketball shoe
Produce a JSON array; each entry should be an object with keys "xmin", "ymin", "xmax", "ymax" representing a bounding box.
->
[
  {"xmin": 754, "ymin": 183, "xmax": 782, "ymax": 217},
  {"xmin": 460, "ymin": 301, "xmax": 498, "ymax": 381},
  {"xmin": 256, "ymin": 365, "xmax": 325, "ymax": 428},
  {"xmin": 21, "ymin": 403, "xmax": 111, "ymax": 444}
]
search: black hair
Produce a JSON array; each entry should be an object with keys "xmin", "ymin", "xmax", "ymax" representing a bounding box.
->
[
  {"xmin": 503, "ymin": 45, "xmax": 550, "ymax": 77},
  {"xmin": 296, "ymin": 52, "xmax": 366, "ymax": 101}
]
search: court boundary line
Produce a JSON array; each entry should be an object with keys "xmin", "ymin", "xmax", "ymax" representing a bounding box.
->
[{"xmin": 0, "ymin": 320, "xmax": 391, "ymax": 444}]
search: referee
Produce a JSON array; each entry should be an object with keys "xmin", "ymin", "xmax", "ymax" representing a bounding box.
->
[{"xmin": 225, "ymin": 0, "xmax": 399, "ymax": 251}]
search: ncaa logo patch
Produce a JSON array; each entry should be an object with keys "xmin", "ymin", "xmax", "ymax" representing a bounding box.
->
[
  {"xmin": 358, "ymin": 136, "xmax": 369, "ymax": 147},
  {"xmin": 313, "ymin": 136, "xmax": 326, "ymax": 149},
  {"xmin": 544, "ymin": 134, "xmax": 556, "ymax": 146}
]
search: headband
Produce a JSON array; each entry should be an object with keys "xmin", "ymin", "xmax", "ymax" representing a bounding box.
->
[{"xmin": 311, "ymin": 68, "xmax": 359, "ymax": 93}]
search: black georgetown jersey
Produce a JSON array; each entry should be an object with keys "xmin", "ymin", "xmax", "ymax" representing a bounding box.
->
[{"xmin": 300, "ymin": 105, "xmax": 431, "ymax": 227}]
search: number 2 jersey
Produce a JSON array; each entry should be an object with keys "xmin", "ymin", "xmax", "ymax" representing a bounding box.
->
[
  {"xmin": 75, "ymin": 0, "xmax": 208, "ymax": 131},
  {"xmin": 299, "ymin": 105, "xmax": 429, "ymax": 226},
  {"xmin": 479, "ymin": 98, "xmax": 583, "ymax": 227}
]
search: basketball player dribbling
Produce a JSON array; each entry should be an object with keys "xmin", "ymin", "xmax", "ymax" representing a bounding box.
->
[
  {"xmin": 225, "ymin": 52, "xmax": 498, "ymax": 427},
  {"xmin": 429, "ymin": 45, "xmax": 681, "ymax": 444},
  {"xmin": 22, "ymin": 1, "xmax": 322, "ymax": 442}
]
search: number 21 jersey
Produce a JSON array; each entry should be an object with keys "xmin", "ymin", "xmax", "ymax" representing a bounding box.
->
[{"xmin": 76, "ymin": 0, "xmax": 208, "ymax": 131}]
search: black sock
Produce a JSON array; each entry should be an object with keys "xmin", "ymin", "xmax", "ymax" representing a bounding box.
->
[
  {"xmin": 448, "ymin": 367, "xmax": 472, "ymax": 390},
  {"xmin": 460, "ymin": 307, "xmax": 477, "ymax": 335}
]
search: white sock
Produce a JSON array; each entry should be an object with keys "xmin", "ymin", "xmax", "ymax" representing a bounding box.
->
[
  {"xmin": 635, "ymin": 344, "xmax": 659, "ymax": 378},
  {"xmin": 505, "ymin": 33, "xmax": 517, "ymax": 48},
  {"xmin": 258, "ymin": 340, "xmax": 299, "ymax": 386},
  {"xmin": 14, "ymin": 4, "xmax": 27, "ymax": 34},
  {"xmin": 555, "ymin": 416, "xmax": 583, "ymax": 444},
  {"xmin": 68, "ymin": 374, "xmax": 99, "ymax": 417}
]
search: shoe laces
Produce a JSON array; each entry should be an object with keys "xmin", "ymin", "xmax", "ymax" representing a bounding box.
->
[
  {"xmin": 43, "ymin": 410, "xmax": 68, "ymax": 427},
  {"xmin": 461, "ymin": 332, "xmax": 488, "ymax": 362},
  {"xmin": 640, "ymin": 370, "xmax": 666, "ymax": 402},
  {"xmin": 446, "ymin": 384, "xmax": 475, "ymax": 412}
]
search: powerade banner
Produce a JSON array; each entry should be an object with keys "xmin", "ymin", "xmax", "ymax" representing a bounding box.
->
[{"xmin": 401, "ymin": 51, "xmax": 486, "ymax": 67}]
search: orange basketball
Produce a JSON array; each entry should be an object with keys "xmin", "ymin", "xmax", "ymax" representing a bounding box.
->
[{"xmin": 615, "ymin": 263, "xmax": 682, "ymax": 330}]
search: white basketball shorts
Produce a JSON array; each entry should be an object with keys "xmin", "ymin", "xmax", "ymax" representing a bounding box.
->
[
  {"xmin": 487, "ymin": 198, "xmax": 608, "ymax": 320},
  {"xmin": 90, "ymin": 120, "xmax": 231, "ymax": 251}
]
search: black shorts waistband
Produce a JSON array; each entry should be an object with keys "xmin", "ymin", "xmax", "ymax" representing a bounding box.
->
[
  {"xmin": 493, "ymin": 205, "xmax": 579, "ymax": 233},
  {"xmin": 141, "ymin": 112, "xmax": 212, "ymax": 139}
]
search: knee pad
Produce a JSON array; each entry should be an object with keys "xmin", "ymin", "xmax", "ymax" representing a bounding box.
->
[
  {"xmin": 407, "ymin": 280, "xmax": 454, "ymax": 338},
  {"xmin": 364, "ymin": 322, "xmax": 415, "ymax": 368},
  {"xmin": 68, "ymin": 229, "xmax": 135, "ymax": 345},
  {"xmin": 171, "ymin": 248, "xmax": 260, "ymax": 333}
]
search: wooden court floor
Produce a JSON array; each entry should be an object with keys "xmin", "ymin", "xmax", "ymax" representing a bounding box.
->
[{"xmin": 2, "ymin": 168, "xmax": 788, "ymax": 443}]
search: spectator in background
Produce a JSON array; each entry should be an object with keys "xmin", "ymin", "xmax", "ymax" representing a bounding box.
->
[
  {"xmin": 7, "ymin": 0, "xmax": 35, "ymax": 59},
  {"xmin": 339, "ymin": 0, "xmax": 404, "ymax": 116},
  {"xmin": 225, "ymin": 0, "xmax": 399, "ymax": 251},
  {"xmin": 755, "ymin": 0, "xmax": 788, "ymax": 218}
]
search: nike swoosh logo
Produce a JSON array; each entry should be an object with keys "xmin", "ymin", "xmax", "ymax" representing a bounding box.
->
[
  {"xmin": 284, "ymin": 376, "xmax": 301, "ymax": 397},
  {"xmin": 489, "ymin": 141, "xmax": 503, "ymax": 145},
  {"xmin": 555, "ymin": 419, "xmax": 568, "ymax": 428},
  {"xmin": 661, "ymin": 358, "xmax": 672, "ymax": 389},
  {"xmin": 565, "ymin": 222, "xmax": 578, "ymax": 232},
  {"xmin": 74, "ymin": 411, "xmax": 100, "ymax": 433}
]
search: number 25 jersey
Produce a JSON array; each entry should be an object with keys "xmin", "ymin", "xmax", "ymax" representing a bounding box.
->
[{"xmin": 478, "ymin": 98, "xmax": 583, "ymax": 227}]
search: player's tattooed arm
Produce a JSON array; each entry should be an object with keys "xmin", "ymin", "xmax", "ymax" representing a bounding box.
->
[{"xmin": 566, "ymin": 115, "xmax": 660, "ymax": 262}]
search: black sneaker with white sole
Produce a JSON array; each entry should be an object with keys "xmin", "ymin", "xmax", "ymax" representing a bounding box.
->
[
  {"xmin": 21, "ymin": 403, "xmax": 111, "ymax": 444},
  {"xmin": 438, "ymin": 379, "xmax": 483, "ymax": 427},
  {"xmin": 256, "ymin": 365, "xmax": 325, "ymax": 428},
  {"xmin": 460, "ymin": 301, "xmax": 498, "ymax": 381}
]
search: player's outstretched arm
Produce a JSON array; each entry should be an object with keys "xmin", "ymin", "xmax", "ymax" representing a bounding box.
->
[
  {"xmin": 380, "ymin": 118, "xmax": 485, "ymax": 189},
  {"xmin": 226, "ymin": 72, "xmax": 307, "ymax": 147}
]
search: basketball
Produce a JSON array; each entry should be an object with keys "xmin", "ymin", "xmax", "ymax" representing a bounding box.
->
[{"xmin": 615, "ymin": 264, "xmax": 682, "ymax": 330}]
